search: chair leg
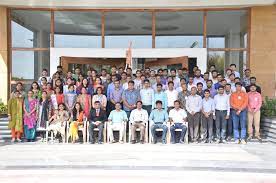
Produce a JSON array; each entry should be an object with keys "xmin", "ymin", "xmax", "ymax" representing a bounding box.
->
[
  {"xmin": 51, "ymin": 131, "xmax": 54, "ymax": 143},
  {"xmin": 46, "ymin": 131, "xmax": 48, "ymax": 144}
]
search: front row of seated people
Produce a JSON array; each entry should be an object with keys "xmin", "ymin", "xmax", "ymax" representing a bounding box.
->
[{"xmin": 46, "ymin": 100, "xmax": 186, "ymax": 144}]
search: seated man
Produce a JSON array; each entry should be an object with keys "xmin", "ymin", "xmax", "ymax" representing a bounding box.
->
[
  {"xmin": 149, "ymin": 100, "xmax": 169, "ymax": 144},
  {"xmin": 129, "ymin": 101, "xmax": 148, "ymax": 144},
  {"xmin": 108, "ymin": 102, "xmax": 128, "ymax": 144},
  {"xmin": 169, "ymin": 100, "xmax": 188, "ymax": 144},
  {"xmin": 89, "ymin": 101, "xmax": 107, "ymax": 144}
]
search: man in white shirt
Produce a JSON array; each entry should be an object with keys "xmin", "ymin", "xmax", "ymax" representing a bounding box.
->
[
  {"xmin": 129, "ymin": 101, "xmax": 148, "ymax": 144},
  {"xmin": 133, "ymin": 70, "xmax": 143, "ymax": 90},
  {"xmin": 169, "ymin": 100, "xmax": 188, "ymax": 144},
  {"xmin": 165, "ymin": 81, "xmax": 178, "ymax": 112},
  {"xmin": 187, "ymin": 76, "xmax": 196, "ymax": 92},
  {"xmin": 186, "ymin": 86, "xmax": 202, "ymax": 143},
  {"xmin": 170, "ymin": 69, "xmax": 180, "ymax": 88},
  {"xmin": 140, "ymin": 79, "xmax": 154, "ymax": 115},
  {"xmin": 201, "ymin": 89, "xmax": 215, "ymax": 143},
  {"xmin": 214, "ymin": 86, "xmax": 230, "ymax": 143}
]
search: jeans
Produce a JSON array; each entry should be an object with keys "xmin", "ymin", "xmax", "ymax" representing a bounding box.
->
[
  {"xmin": 232, "ymin": 109, "xmax": 247, "ymax": 140},
  {"xmin": 89, "ymin": 122, "xmax": 104, "ymax": 143},
  {"xmin": 142, "ymin": 105, "xmax": 152, "ymax": 116},
  {"xmin": 151, "ymin": 123, "xmax": 168, "ymax": 142},
  {"xmin": 170, "ymin": 123, "xmax": 187, "ymax": 143},
  {"xmin": 215, "ymin": 110, "xmax": 227, "ymax": 140}
]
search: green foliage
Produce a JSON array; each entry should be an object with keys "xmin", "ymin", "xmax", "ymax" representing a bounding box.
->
[
  {"xmin": 0, "ymin": 100, "xmax": 8, "ymax": 115},
  {"xmin": 261, "ymin": 97, "xmax": 276, "ymax": 117}
]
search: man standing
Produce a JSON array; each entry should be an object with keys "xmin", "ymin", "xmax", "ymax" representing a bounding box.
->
[
  {"xmin": 165, "ymin": 81, "xmax": 178, "ymax": 112},
  {"xmin": 242, "ymin": 69, "xmax": 251, "ymax": 87},
  {"xmin": 108, "ymin": 102, "xmax": 128, "ymax": 144},
  {"xmin": 193, "ymin": 69, "xmax": 205, "ymax": 86},
  {"xmin": 214, "ymin": 86, "xmax": 230, "ymax": 143},
  {"xmin": 129, "ymin": 101, "xmax": 148, "ymax": 144},
  {"xmin": 8, "ymin": 90, "xmax": 23, "ymax": 143},
  {"xmin": 133, "ymin": 70, "xmax": 143, "ymax": 90},
  {"xmin": 247, "ymin": 84, "xmax": 262, "ymax": 142},
  {"xmin": 245, "ymin": 77, "xmax": 262, "ymax": 94},
  {"xmin": 186, "ymin": 86, "xmax": 202, "ymax": 142},
  {"xmin": 201, "ymin": 89, "xmax": 215, "ymax": 143},
  {"xmin": 169, "ymin": 100, "xmax": 188, "ymax": 144},
  {"xmin": 122, "ymin": 81, "xmax": 141, "ymax": 118},
  {"xmin": 230, "ymin": 82, "xmax": 248, "ymax": 144},
  {"xmin": 152, "ymin": 83, "xmax": 168, "ymax": 111},
  {"xmin": 206, "ymin": 80, "xmax": 217, "ymax": 98},
  {"xmin": 150, "ymin": 101, "xmax": 169, "ymax": 144},
  {"xmin": 89, "ymin": 101, "xmax": 107, "ymax": 144},
  {"xmin": 230, "ymin": 64, "xmax": 240, "ymax": 78},
  {"xmin": 140, "ymin": 79, "xmax": 154, "ymax": 115},
  {"xmin": 109, "ymin": 80, "xmax": 123, "ymax": 111},
  {"xmin": 178, "ymin": 83, "xmax": 190, "ymax": 110}
]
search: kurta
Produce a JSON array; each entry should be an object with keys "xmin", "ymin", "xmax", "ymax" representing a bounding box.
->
[
  {"xmin": 24, "ymin": 98, "xmax": 38, "ymax": 140},
  {"xmin": 8, "ymin": 97, "xmax": 23, "ymax": 132}
]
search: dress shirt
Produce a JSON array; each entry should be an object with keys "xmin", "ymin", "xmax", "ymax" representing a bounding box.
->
[
  {"xmin": 129, "ymin": 108, "xmax": 148, "ymax": 124},
  {"xmin": 122, "ymin": 89, "xmax": 140, "ymax": 111},
  {"xmin": 207, "ymin": 87, "xmax": 217, "ymax": 98},
  {"xmin": 245, "ymin": 85, "xmax": 262, "ymax": 94},
  {"xmin": 92, "ymin": 94, "xmax": 107, "ymax": 108},
  {"xmin": 187, "ymin": 83, "xmax": 196, "ymax": 92},
  {"xmin": 186, "ymin": 94, "xmax": 202, "ymax": 114},
  {"xmin": 152, "ymin": 83, "xmax": 167, "ymax": 92},
  {"xmin": 110, "ymin": 88, "xmax": 123, "ymax": 103},
  {"xmin": 149, "ymin": 109, "xmax": 169, "ymax": 124},
  {"xmin": 202, "ymin": 97, "xmax": 215, "ymax": 114},
  {"xmin": 173, "ymin": 77, "xmax": 180, "ymax": 88},
  {"xmin": 134, "ymin": 79, "xmax": 143, "ymax": 90},
  {"xmin": 247, "ymin": 91, "xmax": 262, "ymax": 112},
  {"xmin": 169, "ymin": 108, "xmax": 187, "ymax": 123},
  {"xmin": 122, "ymin": 82, "xmax": 128, "ymax": 90},
  {"xmin": 106, "ymin": 82, "xmax": 115, "ymax": 100},
  {"xmin": 152, "ymin": 91, "xmax": 168, "ymax": 110},
  {"xmin": 178, "ymin": 90, "xmax": 190, "ymax": 110},
  {"xmin": 193, "ymin": 77, "xmax": 204, "ymax": 86},
  {"xmin": 230, "ymin": 91, "xmax": 248, "ymax": 111},
  {"xmin": 243, "ymin": 77, "xmax": 251, "ymax": 87},
  {"xmin": 165, "ymin": 89, "xmax": 178, "ymax": 107},
  {"xmin": 234, "ymin": 71, "xmax": 240, "ymax": 78},
  {"xmin": 108, "ymin": 110, "xmax": 128, "ymax": 124},
  {"xmin": 214, "ymin": 93, "xmax": 230, "ymax": 115},
  {"xmin": 140, "ymin": 87, "xmax": 154, "ymax": 106}
]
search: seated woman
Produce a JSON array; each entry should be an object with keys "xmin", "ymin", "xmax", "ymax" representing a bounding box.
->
[
  {"xmin": 47, "ymin": 103, "xmax": 69, "ymax": 143},
  {"xmin": 92, "ymin": 87, "xmax": 107, "ymax": 111},
  {"xmin": 69, "ymin": 102, "xmax": 84, "ymax": 143}
]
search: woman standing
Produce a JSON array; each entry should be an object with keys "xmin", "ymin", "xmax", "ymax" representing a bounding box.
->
[
  {"xmin": 51, "ymin": 86, "xmax": 64, "ymax": 110},
  {"xmin": 69, "ymin": 102, "xmax": 84, "ymax": 143},
  {"xmin": 77, "ymin": 87, "xmax": 91, "ymax": 117},
  {"xmin": 31, "ymin": 81, "xmax": 42, "ymax": 100},
  {"xmin": 37, "ymin": 91, "xmax": 51, "ymax": 140},
  {"xmin": 23, "ymin": 90, "xmax": 38, "ymax": 142},
  {"xmin": 76, "ymin": 78, "xmax": 93, "ymax": 95},
  {"xmin": 92, "ymin": 87, "xmax": 107, "ymax": 110},
  {"xmin": 93, "ymin": 77, "xmax": 104, "ymax": 94}
]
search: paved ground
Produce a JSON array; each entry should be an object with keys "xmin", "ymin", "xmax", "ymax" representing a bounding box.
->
[{"xmin": 0, "ymin": 142, "xmax": 275, "ymax": 182}]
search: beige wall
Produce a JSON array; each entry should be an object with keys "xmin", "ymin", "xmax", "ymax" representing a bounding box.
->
[
  {"xmin": 0, "ymin": 7, "xmax": 8, "ymax": 104},
  {"xmin": 250, "ymin": 6, "xmax": 276, "ymax": 98}
]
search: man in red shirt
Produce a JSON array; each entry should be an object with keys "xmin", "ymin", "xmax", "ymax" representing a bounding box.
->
[{"xmin": 247, "ymin": 84, "xmax": 262, "ymax": 142}]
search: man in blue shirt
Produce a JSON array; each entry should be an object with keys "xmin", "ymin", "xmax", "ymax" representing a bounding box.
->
[
  {"xmin": 152, "ymin": 83, "xmax": 168, "ymax": 111},
  {"xmin": 149, "ymin": 100, "xmax": 169, "ymax": 144}
]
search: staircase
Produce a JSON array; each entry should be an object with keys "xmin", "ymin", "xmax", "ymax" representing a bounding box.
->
[
  {"xmin": 0, "ymin": 117, "xmax": 11, "ymax": 142},
  {"xmin": 261, "ymin": 117, "xmax": 276, "ymax": 143}
]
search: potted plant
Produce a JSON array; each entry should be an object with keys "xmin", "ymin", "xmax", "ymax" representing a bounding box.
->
[
  {"xmin": 261, "ymin": 97, "xmax": 276, "ymax": 142},
  {"xmin": 261, "ymin": 97, "xmax": 276, "ymax": 118},
  {"xmin": 0, "ymin": 100, "xmax": 8, "ymax": 118}
]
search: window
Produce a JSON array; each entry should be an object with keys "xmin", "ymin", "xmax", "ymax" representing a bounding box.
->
[
  {"xmin": 54, "ymin": 11, "xmax": 102, "ymax": 48},
  {"xmin": 11, "ymin": 10, "xmax": 51, "ymax": 48},
  {"xmin": 105, "ymin": 12, "xmax": 152, "ymax": 48},
  {"xmin": 156, "ymin": 11, "xmax": 203, "ymax": 48},
  {"xmin": 207, "ymin": 10, "xmax": 248, "ymax": 48}
]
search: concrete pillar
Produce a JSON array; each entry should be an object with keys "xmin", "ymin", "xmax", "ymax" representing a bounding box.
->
[{"xmin": 0, "ymin": 7, "xmax": 8, "ymax": 104}]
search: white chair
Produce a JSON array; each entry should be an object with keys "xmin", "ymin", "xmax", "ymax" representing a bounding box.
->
[
  {"xmin": 149, "ymin": 122, "xmax": 170, "ymax": 143},
  {"xmin": 86, "ymin": 121, "xmax": 107, "ymax": 143},
  {"xmin": 128, "ymin": 121, "xmax": 148, "ymax": 143},
  {"xmin": 66, "ymin": 119, "xmax": 87, "ymax": 143},
  {"xmin": 106, "ymin": 121, "xmax": 127, "ymax": 143},
  {"xmin": 167, "ymin": 122, "xmax": 189, "ymax": 144},
  {"xmin": 45, "ymin": 121, "xmax": 68, "ymax": 143}
]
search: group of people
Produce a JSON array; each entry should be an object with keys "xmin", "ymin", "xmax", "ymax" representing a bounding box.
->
[{"xmin": 7, "ymin": 63, "xmax": 262, "ymax": 144}]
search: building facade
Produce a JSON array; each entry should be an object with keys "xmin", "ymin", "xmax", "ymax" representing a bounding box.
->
[{"xmin": 0, "ymin": 0, "xmax": 275, "ymax": 103}]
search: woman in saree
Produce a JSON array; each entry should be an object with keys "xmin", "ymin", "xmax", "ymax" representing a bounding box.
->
[
  {"xmin": 69, "ymin": 102, "xmax": 84, "ymax": 143},
  {"xmin": 92, "ymin": 87, "xmax": 107, "ymax": 110},
  {"xmin": 31, "ymin": 81, "xmax": 42, "ymax": 100},
  {"xmin": 8, "ymin": 90, "xmax": 23, "ymax": 142},
  {"xmin": 93, "ymin": 77, "xmax": 104, "ymax": 94},
  {"xmin": 77, "ymin": 87, "xmax": 91, "ymax": 118},
  {"xmin": 47, "ymin": 103, "xmax": 69, "ymax": 143},
  {"xmin": 23, "ymin": 90, "xmax": 38, "ymax": 142},
  {"xmin": 37, "ymin": 91, "xmax": 51, "ymax": 141}
]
